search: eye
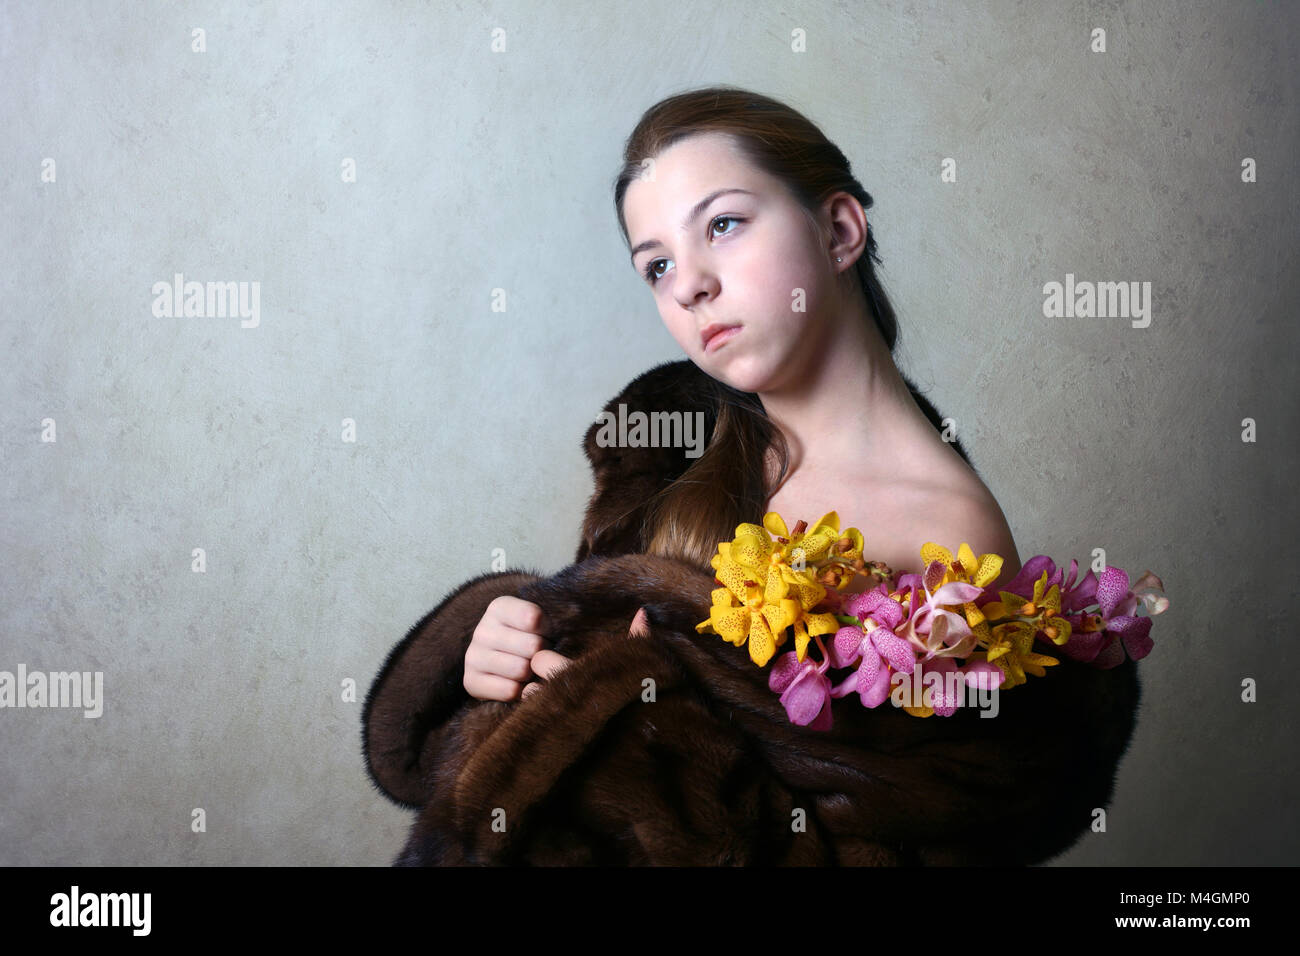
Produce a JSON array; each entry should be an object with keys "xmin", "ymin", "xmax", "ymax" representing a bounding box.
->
[
  {"xmin": 642, "ymin": 215, "xmax": 744, "ymax": 286},
  {"xmin": 709, "ymin": 214, "xmax": 739, "ymax": 238}
]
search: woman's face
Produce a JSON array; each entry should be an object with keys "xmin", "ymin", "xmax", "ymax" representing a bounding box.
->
[{"xmin": 622, "ymin": 133, "xmax": 837, "ymax": 394}]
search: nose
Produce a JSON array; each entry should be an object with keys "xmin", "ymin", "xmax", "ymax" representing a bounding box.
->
[{"xmin": 671, "ymin": 258, "xmax": 720, "ymax": 311}]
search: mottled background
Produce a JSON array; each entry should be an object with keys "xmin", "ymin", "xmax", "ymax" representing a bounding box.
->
[{"xmin": 1, "ymin": 0, "xmax": 1296, "ymax": 865}]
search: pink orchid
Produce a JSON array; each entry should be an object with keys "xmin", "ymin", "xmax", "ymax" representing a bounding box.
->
[
  {"xmin": 769, "ymin": 642, "xmax": 835, "ymax": 730},
  {"xmin": 911, "ymin": 657, "xmax": 1006, "ymax": 716},
  {"xmin": 1086, "ymin": 566, "xmax": 1161, "ymax": 668},
  {"xmin": 900, "ymin": 560, "xmax": 985, "ymax": 661},
  {"xmin": 1131, "ymin": 571, "xmax": 1170, "ymax": 616},
  {"xmin": 825, "ymin": 585, "xmax": 916, "ymax": 708}
]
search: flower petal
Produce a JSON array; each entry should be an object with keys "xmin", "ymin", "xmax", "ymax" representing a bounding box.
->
[
  {"xmin": 930, "ymin": 581, "xmax": 985, "ymax": 606},
  {"xmin": 831, "ymin": 625, "xmax": 866, "ymax": 668},
  {"xmin": 714, "ymin": 558, "xmax": 751, "ymax": 604},
  {"xmin": 863, "ymin": 664, "xmax": 894, "ymax": 708},
  {"xmin": 920, "ymin": 542, "xmax": 955, "ymax": 569},
  {"xmin": 748, "ymin": 613, "xmax": 777, "ymax": 666},
  {"xmin": 1090, "ymin": 636, "xmax": 1126, "ymax": 669},
  {"xmin": 761, "ymin": 598, "xmax": 800, "ymax": 643},
  {"xmin": 1095, "ymin": 566, "xmax": 1131, "ymax": 618},
  {"xmin": 804, "ymin": 612, "xmax": 840, "ymax": 637},
  {"xmin": 1131, "ymin": 571, "xmax": 1169, "ymax": 616},
  {"xmin": 779, "ymin": 668, "xmax": 829, "ymax": 725},
  {"xmin": 710, "ymin": 605, "xmax": 750, "ymax": 644},
  {"xmin": 732, "ymin": 525, "xmax": 773, "ymax": 571},
  {"xmin": 764, "ymin": 563, "xmax": 789, "ymax": 604},
  {"xmin": 812, "ymin": 511, "xmax": 840, "ymax": 534},
  {"xmin": 768, "ymin": 650, "xmax": 802, "ymax": 691},
  {"xmin": 763, "ymin": 512, "xmax": 790, "ymax": 539},
  {"xmin": 794, "ymin": 619, "xmax": 809, "ymax": 662},
  {"xmin": 872, "ymin": 631, "xmax": 917, "ymax": 675},
  {"xmin": 1107, "ymin": 614, "xmax": 1154, "ymax": 661},
  {"xmin": 807, "ymin": 696, "xmax": 834, "ymax": 731},
  {"xmin": 923, "ymin": 559, "xmax": 948, "ymax": 593}
]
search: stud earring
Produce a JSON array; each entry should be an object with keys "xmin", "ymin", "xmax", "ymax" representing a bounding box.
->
[{"xmin": 835, "ymin": 257, "xmax": 842, "ymax": 262}]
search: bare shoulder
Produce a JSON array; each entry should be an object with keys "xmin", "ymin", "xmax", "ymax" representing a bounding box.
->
[
  {"xmin": 912, "ymin": 468, "xmax": 1022, "ymax": 589},
  {"xmin": 769, "ymin": 433, "xmax": 1022, "ymax": 589}
]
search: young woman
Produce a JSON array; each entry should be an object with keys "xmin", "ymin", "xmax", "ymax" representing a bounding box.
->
[{"xmin": 465, "ymin": 86, "xmax": 1021, "ymax": 703}]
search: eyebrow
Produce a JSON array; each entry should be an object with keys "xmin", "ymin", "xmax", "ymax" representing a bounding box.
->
[{"xmin": 628, "ymin": 187, "xmax": 756, "ymax": 265}]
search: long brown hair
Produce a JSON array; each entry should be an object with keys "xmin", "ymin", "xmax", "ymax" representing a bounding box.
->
[{"xmin": 612, "ymin": 85, "xmax": 970, "ymax": 570}]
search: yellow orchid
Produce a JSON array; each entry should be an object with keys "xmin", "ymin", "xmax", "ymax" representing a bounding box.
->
[
  {"xmin": 695, "ymin": 585, "xmax": 797, "ymax": 667},
  {"xmin": 696, "ymin": 512, "xmax": 858, "ymax": 666},
  {"xmin": 790, "ymin": 607, "xmax": 842, "ymax": 663},
  {"xmin": 978, "ymin": 570, "xmax": 1071, "ymax": 688},
  {"xmin": 765, "ymin": 511, "xmax": 866, "ymax": 590},
  {"xmin": 980, "ymin": 570, "xmax": 1073, "ymax": 646},
  {"xmin": 983, "ymin": 621, "xmax": 1060, "ymax": 688}
]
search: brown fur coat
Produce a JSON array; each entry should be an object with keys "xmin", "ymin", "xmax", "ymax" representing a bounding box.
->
[{"xmin": 362, "ymin": 360, "xmax": 1142, "ymax": 866}]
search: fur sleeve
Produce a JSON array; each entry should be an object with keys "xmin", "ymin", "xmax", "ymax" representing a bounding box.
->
[
  {"xmin": 395, "ymin": 623, "xmax": 902, "ymax": 865},
  {"xmin": 361, "ymin": 569, "xmax": 546, "ymax": 809}
]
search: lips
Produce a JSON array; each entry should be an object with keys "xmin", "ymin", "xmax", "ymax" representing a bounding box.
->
[{"xmin": 701, "ymin": 323, "xmax": 742, "ymax": 352}]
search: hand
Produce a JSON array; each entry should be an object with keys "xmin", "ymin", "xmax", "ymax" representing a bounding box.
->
[
  {"xmin": 520, "ymin": 647, "xmax": 572, "ymax": 699},
  {"xmin": 463, "ymin": 596, "xmax": 558, "ymax": 702},
  {"xmin": 519, "ymin": 606, "xmax": 651, "ymax": 700}
]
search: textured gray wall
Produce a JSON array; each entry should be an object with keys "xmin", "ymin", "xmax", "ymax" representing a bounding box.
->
[{"xmin": 1, "ymin": 0, "xmax": 1295, "ymax": 866}]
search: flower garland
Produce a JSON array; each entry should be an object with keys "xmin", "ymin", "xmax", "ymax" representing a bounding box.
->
[{"xmin": 695, "ymin": 511, "xmax": 1168, "ymax": 729}]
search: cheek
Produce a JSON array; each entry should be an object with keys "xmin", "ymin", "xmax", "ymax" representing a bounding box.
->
[
  {"xmin": 661, "ymin": 310, "xmax": 697, "ymax": 352},
  {"xmin": 735, "ymin": 237, "xmax": 823, "ymax": 317},
  {"xmin": 771, "ymin": 256, "xmax": 825, "ymax": 315}
]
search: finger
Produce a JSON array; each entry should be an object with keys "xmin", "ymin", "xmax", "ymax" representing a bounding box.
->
[
  {"xmin": 475, "ymin": 648, "xmax": 534, "ymax": 682},
  {"xmin": 520, "ymin": 680, "xmax": 540, "ymax": 700},
  {"xmin": 482, "ymin": 627, "xmax": 547, "ymax": 659},
  {"xmin": 464, "ymin": 672, "xmax": 521, "ymax": 702},
  {"xmin": 628, "ymin": 606, "xmax": 651, "ymax": 638},
  {"xmin": 494, "ymin": 597, "xmax": 545, "ymax": 634},
  {"xmin": 530, "ymin": 648, "xmax": 572, "ymax": 681}
]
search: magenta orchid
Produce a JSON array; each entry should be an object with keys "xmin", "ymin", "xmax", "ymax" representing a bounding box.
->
[
  {"xmin": 825, "ymin": 585, "xmax": 915, "ymax": 708},
  {"xmin": 769, "ymin": 635, "xmax": 836, "ymax": 730},
  {"xmin": 982, "ymin": 557, "xmax": 1166, "ymax": 668},
  {"xmin": 1087, "ymin": 566, "xmax": 1162, "ymax": 668}
]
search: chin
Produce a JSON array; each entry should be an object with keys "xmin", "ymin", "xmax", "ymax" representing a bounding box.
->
[{"xmin": 698, "ymin": 354, "xmax": 778, "ymax": 395}]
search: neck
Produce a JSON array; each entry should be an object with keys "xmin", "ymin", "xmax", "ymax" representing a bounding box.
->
[{"xmin": 757, "ymin": 303, "xmax": 929, "ymax": 484}]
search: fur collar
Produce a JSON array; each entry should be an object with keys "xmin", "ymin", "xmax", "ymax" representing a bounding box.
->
[{"xmin": 575, "ymin": 358, "xmax": 719, "ymax": 561}]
